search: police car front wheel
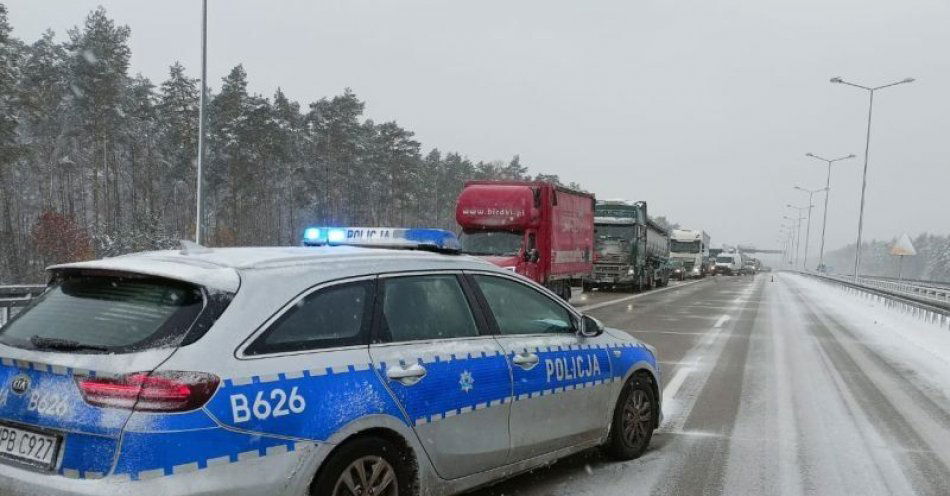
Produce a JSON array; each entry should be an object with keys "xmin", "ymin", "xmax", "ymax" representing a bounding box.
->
[
  {"xmin": 312, "ymin": 436, "xmax": 415, "ymax": 496},
  {"xmin": 604, "ymin": 374, "xmax": 656, "ymax": 460}
]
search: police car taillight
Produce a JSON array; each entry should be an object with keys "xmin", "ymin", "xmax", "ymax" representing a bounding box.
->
[{"xmin": 76, "ymin": 371, "xmax": 220, "ymax": 412}]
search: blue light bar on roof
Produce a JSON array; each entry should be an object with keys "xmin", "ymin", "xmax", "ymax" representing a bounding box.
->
[{"xmin": 302, "ymin": 227, "xmax": 460, "ymax": 251}]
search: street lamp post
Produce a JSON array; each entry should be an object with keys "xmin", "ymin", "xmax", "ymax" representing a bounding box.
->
[
  {"xmin": 783, "ymin": 212, "xmax": 806, "ymax": 266},
  {"xmin": 776, "ymin": 234, "xmax": 789, "ymax": 267},
  {"xmin": 779, "ymin": 226, "xmax": 794, "ymax": 266},
  {"xmin": 830, "ymin": 76, "xmax": 914, "ymax": 280},
  {"xmin": 793, "ymin": 186, "xmax": 827, "ymax": 271},
  {"xmin": 195, "ymin": 0, "xmax": 208, "ymax": 244},
  {"xmin": 806, "ymin": 153, "xmax": 855, "ymax": 272}
]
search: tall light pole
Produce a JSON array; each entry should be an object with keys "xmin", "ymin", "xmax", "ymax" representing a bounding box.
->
[
  {"xmin": 830, "ymin": 76, "xmax": 914, "ymax": 280},
  {"xmin": 779, "ymin": 225, "xmax": 794, "ymax": 266},
  {"xmin": 793, "ymin": 186, "xmax": 826, "ymax": 271},
  {"xmin": 806, "ymin": 153, "xmax": 855, "ymax": 272},
  {"xmin": 781, "ymin": 220, "xmax": 794, "ymax": 265},
  {"xmin": 195, "ymin": 0, "xmax": 208, "ymax": 244},
  {"xmin": 783, "ymin": 212, "xmax": 805, "ymax": 266}
]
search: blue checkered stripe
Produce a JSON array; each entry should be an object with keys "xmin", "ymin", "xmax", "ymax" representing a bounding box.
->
[
  {"xmin": 211, "ymin": 341, "xmax": 650, "ymax": 431},
  {"xmin": 400, "ymin": 342, "xmax": 636, "ymax": 426},
  {"xmin": 0, "ymin": 356, "xmax": 102, "ymax": 378},
  {"xmin": 111, "ymin": 429, "xmax": 307, "ymax": 482}
]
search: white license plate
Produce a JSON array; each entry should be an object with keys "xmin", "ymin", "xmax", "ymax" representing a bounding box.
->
[{"xmin": 0, "ymin": 423, "xmax": 60, "ymax": 469}]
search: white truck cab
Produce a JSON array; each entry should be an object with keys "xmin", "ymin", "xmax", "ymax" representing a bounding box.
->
[{"xmin": 669, "ymin": 230, "xmax": 709, "ymax": 278}]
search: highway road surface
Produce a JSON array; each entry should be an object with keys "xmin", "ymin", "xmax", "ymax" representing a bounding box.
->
[{"xmin": 469, "ymin": 272, "xmax": 950, "ymax": 496}]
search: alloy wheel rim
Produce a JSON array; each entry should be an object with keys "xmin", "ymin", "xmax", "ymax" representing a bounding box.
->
[
  {"xmin": 622, "ymin": 388, "xmax": 652, "ymax": 448},
  {"xmin": 332, "ymin": 455, "xmax": 398, "ymax": 496}
]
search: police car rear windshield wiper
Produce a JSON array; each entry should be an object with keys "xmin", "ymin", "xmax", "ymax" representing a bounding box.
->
[{"xmin": 29, "ymin": 336, "xmax": 109, "ymax": 353}]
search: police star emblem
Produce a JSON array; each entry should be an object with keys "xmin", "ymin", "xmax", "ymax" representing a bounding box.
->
[{"xmin": 459, "ymin": 370, "xmax": 474, "ymax": 393}]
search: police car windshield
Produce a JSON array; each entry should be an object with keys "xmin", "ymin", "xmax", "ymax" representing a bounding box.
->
[
  {"xmin": 459, "ymin": 231, "xmax": 523, "ymax": 256},
  {"xmin": 0, "ymin": 273, "xmax": 206, "ymax": 353}
]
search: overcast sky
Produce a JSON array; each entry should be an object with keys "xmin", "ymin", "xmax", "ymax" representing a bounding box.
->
[{"xmin": 6, "ymin": 0, "xmax": 948, "ymax": 258}]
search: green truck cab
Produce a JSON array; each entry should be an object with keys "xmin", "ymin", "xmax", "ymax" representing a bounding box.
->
[{"xmin": 583, "ymin": 200, "xmax": 671, "ymax": 292}]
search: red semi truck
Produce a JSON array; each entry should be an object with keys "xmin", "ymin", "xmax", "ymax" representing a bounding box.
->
[{"xmin": 455, "ymin": 180, "xmax": 595, "ymax": 300}]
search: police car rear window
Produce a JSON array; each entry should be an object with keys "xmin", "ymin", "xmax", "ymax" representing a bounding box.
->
[{"xmin": 0, "ymin": 274, "xmax": 206, "ymax": 353}]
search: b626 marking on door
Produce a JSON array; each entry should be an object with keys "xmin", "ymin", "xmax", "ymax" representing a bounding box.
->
[{"xmin": 229, "ymin": 387, "xmax": 306, "ymax": 423}]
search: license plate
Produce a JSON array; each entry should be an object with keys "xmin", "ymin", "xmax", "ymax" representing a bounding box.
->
[{"xmin": 0, "ymin": 423, "xmax": 60, "ymax": 470}]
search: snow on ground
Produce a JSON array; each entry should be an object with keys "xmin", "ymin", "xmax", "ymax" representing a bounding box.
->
[{"xmin": 787, "ymin": 274, "xmax": 950, "ymax": 403}]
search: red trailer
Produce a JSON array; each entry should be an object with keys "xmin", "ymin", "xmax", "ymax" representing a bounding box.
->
[{"xmin": 455, "ymin": 180, "xmax": 595, "ymax": 300}]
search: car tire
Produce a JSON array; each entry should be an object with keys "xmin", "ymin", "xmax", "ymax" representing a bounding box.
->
[
  {"xmin": 311, "ymin": 436, "xmax": 415, "ymax": 496},
  {"xmin": 604, "ymin": 375, "xmax": 656, "ymax": 460}
]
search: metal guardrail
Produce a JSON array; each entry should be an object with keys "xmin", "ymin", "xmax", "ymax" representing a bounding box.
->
[
  {"xmin": 823, "ymin": 275, "xmax": 950, "ymax": 308},
  {"xmin": 859, "ymin": 275, "xmax": 950, "ymax": 291},
  {"xmin": 805, "ymin": 272, "xmax": 950, "ymax": 330},
  {"xmin": 0, "ymin": 285, "xmax": 46, "ymax": 327}
]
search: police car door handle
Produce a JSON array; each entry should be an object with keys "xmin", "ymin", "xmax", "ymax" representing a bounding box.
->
[
  {"xmin": 386, "ymin": 363, "xmax": 427, "ymax": 385},
  {"xmin": 512, "ymin": 352, "xmax": 540, "ymax": 370}
]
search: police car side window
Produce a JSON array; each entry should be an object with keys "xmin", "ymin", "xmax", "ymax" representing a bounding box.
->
[
  {"xmin": 473, "ymin": 275, "xmax": 573, "ymax": 335},
  {"xmin": 379, "ymin": 275, "xmax": 479, "ymax": 342},
  {"xmin": 245, "ymin": 281, "xmax": 373, "ymax": 355}
]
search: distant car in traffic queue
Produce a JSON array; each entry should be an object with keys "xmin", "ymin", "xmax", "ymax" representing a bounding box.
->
[
  {"xmin": 668, "ymin": 260, "xmax": 687, "ymax": 281},
  {"xmin": 742, "ymin": 258, "xmax": 759, "ymax": 276},
  {"xmin": 0, "ymin": 227, "xmax": 662, "ymax": 496},
  {"xmin": 714, "ymin": 253, "xmax": 743, "ymax": 276}
]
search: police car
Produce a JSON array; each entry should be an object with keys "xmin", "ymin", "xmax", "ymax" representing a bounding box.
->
[{"xmin": 0, "ymin": 227, "xmax": 661, "ymax": 496}]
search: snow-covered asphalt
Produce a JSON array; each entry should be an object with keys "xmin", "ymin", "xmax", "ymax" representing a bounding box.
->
[{"xmin": 469, "ymin": 272, "xmax": 950, "ymax": 495}]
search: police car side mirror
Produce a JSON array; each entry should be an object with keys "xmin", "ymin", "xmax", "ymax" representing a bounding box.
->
[{"xmin": 579, "ymin": 315, "xmax": 604, "ymax": 338}]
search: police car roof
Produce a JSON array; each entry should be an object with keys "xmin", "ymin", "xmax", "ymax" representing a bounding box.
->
[{"xmin": 50, "ymin": 246, "xmax": 499, "ymax": 293}]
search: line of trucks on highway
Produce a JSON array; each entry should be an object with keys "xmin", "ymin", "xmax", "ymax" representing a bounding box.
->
[{"xmin": 453, "ymin": 180, "xmax": 760, "ymax": 301}]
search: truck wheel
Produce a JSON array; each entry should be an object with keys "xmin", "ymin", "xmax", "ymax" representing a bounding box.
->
[
  {"xmin": 564, "ymin": 286, "xmax": 572, "ymax": 301},
  {"xmin": 582, "ymin": 282, "xmax": 593, "ymax": 293}
]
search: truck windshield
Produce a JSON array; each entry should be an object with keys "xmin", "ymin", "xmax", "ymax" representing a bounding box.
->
[
  {"xmin": 671, "ymin": 240, "xmax": 701, "ymax": 253},
  {"xmin": 717, "ymin": 256, "xmax": 735, "ymax": 263},
  {"xmin": 459, "ymin": 231, "xmax": 524, "ymax": 256},
  {"xmin": 595, "ymin": 224, "xmax": 635, "ymax": 239}
]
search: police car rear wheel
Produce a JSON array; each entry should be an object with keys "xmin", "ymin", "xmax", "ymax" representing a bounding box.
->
[
  {"xmin": 313, "ymin": 437, "xmax": 412, "ymax": 496},
  {"xmin": 605, "ymin": 376, "xmax": 655, "ymax": 460},
  {"xmin": 332, "ymin": 456, "xmax": 397, "ymax": 496}
]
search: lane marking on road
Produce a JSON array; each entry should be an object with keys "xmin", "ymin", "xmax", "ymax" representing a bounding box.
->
[
  {"xmin": 662, "ymin": 366, "xmax": 693, "ymax": 401},
  {"xmin": 663, "ymin": 429, "xmax": 728, "ymax": 439},
  {"xmin": 637, "ymin": 330, "xmax": 712, "ymax": 336},
  {"xmin": 575, "ymin": 278, "xmax": 708, "ymax": 312},
  {"xmin": 659, "ymin": 360, "xmax": 700, "ymax": 367},
  {"xmin": 714, "ymin": 315, "xmax": 731, "ymax": 328}
]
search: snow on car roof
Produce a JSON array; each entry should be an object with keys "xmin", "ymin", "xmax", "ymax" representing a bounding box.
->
[{"xmin": 49, "ymin": 246, "xmax": 498, "ymax": 292}]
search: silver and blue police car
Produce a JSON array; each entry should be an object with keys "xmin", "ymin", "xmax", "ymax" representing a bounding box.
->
[{"xmin": 0, "ymin": 227, "xmax": 661, "ymax": 496}]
